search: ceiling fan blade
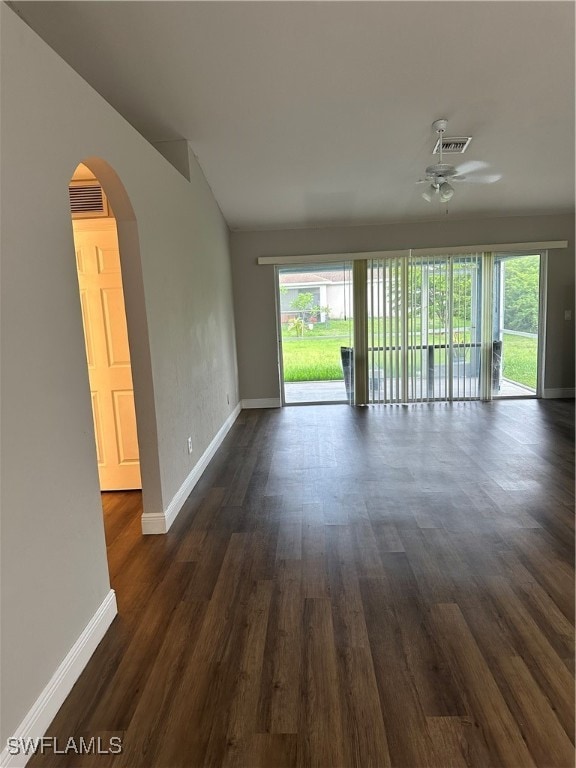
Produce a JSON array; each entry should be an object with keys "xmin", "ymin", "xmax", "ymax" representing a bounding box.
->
[
  {"xmin": 454, "ymin": 160, "xmax": 488, "ymax": 175},
  {"xmin": 452, "ymin": 175, "xmax": 467, "ymax": 182},
  {"xmin": 464, "ymin": 173, "xmax": 503, "ymax": 184}
]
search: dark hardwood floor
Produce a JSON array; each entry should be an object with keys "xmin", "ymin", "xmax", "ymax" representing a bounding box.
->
[{"xmin": 31, "ymin": 400, "xmax": 574, "ymax": 767}]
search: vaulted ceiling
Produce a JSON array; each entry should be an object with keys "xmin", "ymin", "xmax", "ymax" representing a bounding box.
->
[{"xmin": 11, "ymin": 1, "xmax": 575, "ymax": 230}]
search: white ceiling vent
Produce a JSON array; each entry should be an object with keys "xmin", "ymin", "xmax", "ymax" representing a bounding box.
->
[
  {"xmin": 433, "ymin": 137, "xmax": 472, "ymax": 154},
  {"xmin": 69, "ymin": 182, "xmax": 109, "ymax": 218}
]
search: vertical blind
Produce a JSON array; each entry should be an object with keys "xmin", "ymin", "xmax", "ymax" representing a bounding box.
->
[{"xmin": 365, "ymin": 252, "xmax": 485, "ymax": 404}]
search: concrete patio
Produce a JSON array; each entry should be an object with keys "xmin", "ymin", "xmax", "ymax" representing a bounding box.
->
[{"xmin": 284, "ymin": 377, "xmax": 534, "ymax": 404}]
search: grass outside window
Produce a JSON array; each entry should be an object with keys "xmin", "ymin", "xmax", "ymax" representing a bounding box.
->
[{"xmin": 281, "ymin": 321, "xmax": 538, "ymax": 390}]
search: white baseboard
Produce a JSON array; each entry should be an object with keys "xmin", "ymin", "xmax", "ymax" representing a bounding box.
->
[
  {"xmin": 141, "ymin": 404, "xmax": 242, "ymax": 534},
  {"xmin": 542, "ymin": 387, "xmax": 575, "ymax": 399},
  {"xmin": 1, "ymin": 590, "xmax": 117, "ymax": 768},
  {"xmin": 241, "ymin": 398, "xmax": 281, "ymax": 409}
]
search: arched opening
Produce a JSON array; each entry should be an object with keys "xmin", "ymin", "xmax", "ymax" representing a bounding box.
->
[
  {"xmin": 71, "ymin": 162, "xmax": 142, "ymax": 493},
  {"xmin": 68, "ymin": 159, "xmax": 162, "ymax": 561}
]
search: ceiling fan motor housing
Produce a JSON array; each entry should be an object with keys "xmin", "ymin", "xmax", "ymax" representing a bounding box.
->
[
  {"xmin": 426, "ymin": 162, "xmax": 458, "ymax": 179},
  {"xmin": 432, "ymin": 118, "xmax": 448, "ymax": 134}
]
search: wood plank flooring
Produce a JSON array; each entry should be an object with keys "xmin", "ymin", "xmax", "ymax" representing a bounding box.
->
[{"xmin": 30, "ymin": 400, "xmax": 574, "ymax": 768}]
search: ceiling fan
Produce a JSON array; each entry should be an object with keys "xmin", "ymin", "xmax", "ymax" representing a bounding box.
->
[{"xmin": 418, "ymin": 119, "xmax": 502, "ymax": 203}]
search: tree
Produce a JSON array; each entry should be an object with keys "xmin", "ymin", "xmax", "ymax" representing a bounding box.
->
[
  {"xmin": 287, "ymin": 316, "xmax": 306, "ymax": 337},
  {"xmin": 290, "ymin": 292, "xmax": 318, "ymax": 322},
  {"xmin": 503, "ymin": 256, "xmax": 539, "ymax": 334},
  {"xmin": 287, "ymin": 292, "xmax": 330, "ymax": 336},
  {"xmin": 424, "ymin": 264, "xmax": 473, "ymax": 328}
]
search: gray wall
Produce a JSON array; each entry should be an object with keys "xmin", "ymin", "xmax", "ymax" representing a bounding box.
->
[
  {"xmin": 231, "ymin": 214, "xmax": 575, "ymax": 400},
  {"xmin": 1, "ymin": 7, "xmax": 238, "ymax": 743}
]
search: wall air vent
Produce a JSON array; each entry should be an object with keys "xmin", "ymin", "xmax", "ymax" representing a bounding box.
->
[
  {"xmin": 69, "ymin": 182, "xmax": 109, "ymax": 218},
  {"xmin": 433, "ymin": 137, "xmax": 472, "ymax": 154}
]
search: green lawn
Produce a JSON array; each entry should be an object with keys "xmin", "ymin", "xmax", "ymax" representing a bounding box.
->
[
  {"xmin": 281, "ymin": 323, "xmax": 538, "ymax": 390},
  {"xmin": 281, "ymin": 320, "xmax": 352, "ymax": 382},
  {"xmin": 282, "ymin": 337, "xmax": 349, "ymax": 381},
  {"xmin": 284, "ymin": 319, "xmax": 352, "ymax": 338},
  {"xmin": 502, "ymin": 333, "xmax": 538, "ymax": 390}
]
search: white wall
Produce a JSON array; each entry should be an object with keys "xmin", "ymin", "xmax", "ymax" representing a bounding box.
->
[
  {"xmin": 0, "ymin": 6, "xmax": 238, "ymax": 744},
  {"xmin": 231, "ymin": 214, "xmax": 575, "ymax": 400}
]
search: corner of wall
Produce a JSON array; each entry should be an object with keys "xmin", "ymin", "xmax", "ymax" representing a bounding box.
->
[{"xmin": 141, "ymin": 403, "xmax": 242, "ymax": 534}]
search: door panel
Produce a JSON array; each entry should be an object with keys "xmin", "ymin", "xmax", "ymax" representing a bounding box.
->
[
  {"xmin": 101, "ymin": 287, "xmax": 132, "ymax": 366},
  {"xmin": 74, "ymin": 220, "xmax": 141, "ymax": 490},
  {"xmin": 96, "ymin": 246, "xmax": 120, "ymax": 274},
  {"xmin": 112, "ymin": 389, "xmax": 140, "ymax": 463},
  {"xmin": 79, "ymin": 290, "xmax": 95, "ymax": 367}
]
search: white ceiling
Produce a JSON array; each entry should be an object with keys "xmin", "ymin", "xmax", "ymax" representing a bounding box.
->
[{"xmin": 11, "ymin": 1, "xmax": 575, "ymax": 230}]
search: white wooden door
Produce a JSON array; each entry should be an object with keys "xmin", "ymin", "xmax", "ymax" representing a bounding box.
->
[{"xmin": 73, "ymin": 220, "xmax": 141, "ymax": 490}]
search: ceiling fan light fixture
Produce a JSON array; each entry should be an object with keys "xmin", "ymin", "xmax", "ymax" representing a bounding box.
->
[
  {"xmin": 422, "ymin": 184, "xmax": 439, "ymax": 203},
  {"xmin": 439, "ymin": 181, "xmax": 454, "ymax": 202}
]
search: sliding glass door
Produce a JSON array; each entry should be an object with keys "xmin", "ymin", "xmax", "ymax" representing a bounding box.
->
[
  {"xmin": 275, "ymin": 251, "xmax": 545, "ymax": 406},
  {"xmin": 277, "ymin": 263, "xmax": 353, "ymax": 404},
  {"xmin": 492, "ymin": 253, "xmax": 543, "ymax": 398}
]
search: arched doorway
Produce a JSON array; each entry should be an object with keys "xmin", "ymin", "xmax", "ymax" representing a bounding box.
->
[
  {"xmin": 71, "ymin": 163, "xmax": 141, "ymax": 490},
  {"xmin": 68, "ymin": 158, "xmax": 163, "ymax": 542}
]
